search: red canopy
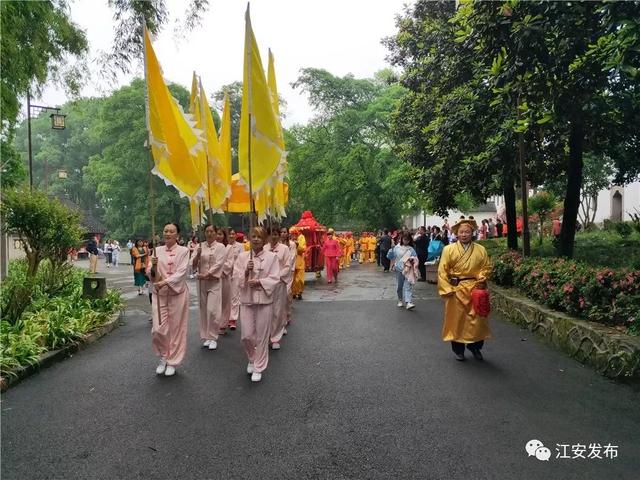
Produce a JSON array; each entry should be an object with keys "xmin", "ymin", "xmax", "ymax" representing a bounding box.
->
[{"xmin": 290, "ymin": 210, "xmax": 327, "ymax": 233}]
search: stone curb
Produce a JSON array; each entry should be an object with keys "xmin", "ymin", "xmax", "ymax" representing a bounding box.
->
[
  {"xmin": 490, "ymin": 284, "xmax": 640, "ymax": 382},
  {"xmin": 0, "ymin": 310, "xmax": 125, "ymax": 392}
]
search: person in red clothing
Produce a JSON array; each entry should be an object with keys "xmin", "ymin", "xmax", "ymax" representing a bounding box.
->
[
  {"xmin": 552, "ymin": 218, "xmax": 562, "ymax": 240},
  {"xmin": 321, "ymin": 228, "xmax": 342, "ymax": 284}
]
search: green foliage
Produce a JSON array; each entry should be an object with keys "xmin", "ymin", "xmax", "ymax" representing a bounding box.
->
[
  {"xmin": 289, "ymin": 70, "xmax": 415, "ymax": 229},
  {"xmin": 0, "ymin": 260, "xmax": 123, "ymax": 376},
  {"xmin": 1, "ymin": 189, "xmax": 84, "ymax": 277},
  {"xmin": 615, "ymin": 222, "xmax": 633, "ymax": 238},
  {"xmin": 0, "ymin": 0, "xmax": 88, "ymax": 130},
  {"xmin": 81, "ymin": 80, "xmax": 194, "ymax": 239},
  {"xmin": 386, "ymin": 0, "xmax": 640, "ymax": 257},
  {"xmin": 481, "ymin": 231, "xmax": 640, "ymax": 270},
  {"xmin": 528, "ymin": 191, "xmax": 558, "ymax": 244},
  {"xmin": 0, "ymin": 260, "xmax": 85, "ymax": 325},
  {"xmin": 493, "ymin": 252, "xmax": 640, "ymax": 333}
]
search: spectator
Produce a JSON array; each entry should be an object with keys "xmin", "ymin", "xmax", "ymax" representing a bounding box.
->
[
  {"xmin": 413, "ymin": 226, "xmax": 429, "ymax": 281},
  {"xmin": 487, "ymin": 218, "xmax": 495, "ymax": 239},
  {"xmin": 496, "ymin": 218, "xmax": 504, "ymax": 238},
  {"xmin": 387, "ymin": 233, "xmax": 418, "ymax": 310},
  {"xmin": 111, "ymin": 240, "xmax": 121, "ymax": 267},
  {"xmin": 86, "ymin": 236, "xmax": 99, "ymax": 274},
  {"xmin": 105, "ymin": 239, "xmax": 114, "ymax": 268},
  {"xmin": 379, "ymin": 229, "xmax": 393, "ymax": 272}
]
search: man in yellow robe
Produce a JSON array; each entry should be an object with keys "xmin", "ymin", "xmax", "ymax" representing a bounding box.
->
[
  {"xmin": 438, "ymin": 219, "xmax": 492, "ymax": 361},
  {"xmin": 291, "ymin": 230, "xmax": 306, "ymax": 299},
  {"xmin": 337, "ymin": 234, "xmax": 348, "ymax": 269},
  {"xmin": 367, "ymin": 233, "xmax": 376, "ymax": 263},
  {"xmin": 345, "ymin": 234, "xmax": 354, "ymax": 267},
  {"xmin": 358, "ymin": 234, "xmax": 368, "ymax": 264}
]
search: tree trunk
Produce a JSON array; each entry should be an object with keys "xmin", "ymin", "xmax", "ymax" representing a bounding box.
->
[
  {"xmin": 503, "ymin": 174, "xmax": 518, "ymax": 251},
  {"xmin": 26, "ymin": 250, "xmax": 41, "ymax": 278},
  {"xmin": 589, "ymin": 195, "xmax": 598, "ymax": 226},
  {"xmin": 559, "ymin": 114, "xmax": 584, "ymax": 258}
]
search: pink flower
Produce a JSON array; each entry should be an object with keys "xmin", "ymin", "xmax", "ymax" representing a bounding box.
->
[
  {"xmin": 579, "ymin": 297, "xmax": 585, "ymax": 308},
  {"xmin": 563, "ymin": 284, "xmax": 574, "ymax": 293}
]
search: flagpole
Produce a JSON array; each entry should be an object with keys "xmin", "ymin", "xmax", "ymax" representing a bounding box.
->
[
  {"xmin": 198, "ymin": 77, "xmax": 214, "ymax": 225},
  {"xmin": 246, "ymin": 3, "xmax": 255, "ymax": 259},
  {"xmin": 142, "ymin": 19, "xmax": 162, "ymax": 323},
  {"xmin": 141, "ymin": 20, "xmax": 156, "ymax": 242}
]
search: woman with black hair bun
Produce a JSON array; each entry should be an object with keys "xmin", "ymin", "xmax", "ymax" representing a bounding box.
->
[{"xmin": 147, "ymin": 222, "xmax": 190, "ymax": 377}]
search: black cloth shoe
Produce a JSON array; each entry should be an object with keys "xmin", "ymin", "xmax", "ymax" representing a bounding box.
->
[
  {"xmin": 455, "ymin": 353, "xmax": 466, "ymax": 361},
  {"xmin": 471, "ymin": 350, "xmax": 483, "ymax": 361}
]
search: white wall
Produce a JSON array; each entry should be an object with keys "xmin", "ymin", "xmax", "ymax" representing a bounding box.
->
[
  {"xmin": 405, "ymin": 210, "xmax": 498, "ymax": 230},
  {"xmin": 593, "ymin": 182, "xmax": 640, "ymax": 223}
]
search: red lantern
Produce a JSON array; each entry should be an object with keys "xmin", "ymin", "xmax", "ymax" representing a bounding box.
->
[{"xmin": 471, "ymin": 288, "xmax": 491, "ymax": 317}]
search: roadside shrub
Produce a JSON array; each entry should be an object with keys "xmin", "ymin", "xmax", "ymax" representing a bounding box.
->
[
  {"xmin": 493, "ymin": 252, "xmax": 640, "ymax": 334},
  {"xmin": 614, "ymin": 221, "xmax": 633, "ymax": 238},
  {"xmin": 0, "ymin": 261, "xmax": 124, "ymax": 376}
]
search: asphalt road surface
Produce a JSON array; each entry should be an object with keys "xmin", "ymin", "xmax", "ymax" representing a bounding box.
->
[{"xmin": 2, "ymin": 261, "xmax": 639, "ymax": 479}]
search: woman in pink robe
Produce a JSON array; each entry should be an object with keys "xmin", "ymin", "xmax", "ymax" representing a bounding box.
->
[
  {"xmin": 264, "ymin": 227, "xmax": 292, "ymax": 350},
  {"xmin": 192, "ymin": 224, "xmax": 228, "ymax": 351},
  {"xmin": 233, "ymin": 227, "xmax": 280, "ymax": 382},
  {"xmin": 280, "ymin": 226, "xmax": 297, "ymax": 326},
  {"xmin": 148, "ymin": 222, "xmax": 190, "ymax": 377},
  {"xmin": 216, "ymin": 228, "xmax": 233, "ymax": 334},
  {"xmin": 226, "ymin": 228, "xmax": 244, "ymax": 330},
  {"xmin": 322, "ymin": 228, "xmax": 342, "ymax": 284}
]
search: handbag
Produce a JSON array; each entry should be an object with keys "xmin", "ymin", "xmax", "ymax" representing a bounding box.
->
[{"xmin": 471, "ymin": 288, "xmax": 491, "ymax": 317}]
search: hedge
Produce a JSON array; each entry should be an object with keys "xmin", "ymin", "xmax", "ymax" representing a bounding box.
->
[{"xmin": 492, "ymin": 251, "xmax": 640, "ymax": 335}]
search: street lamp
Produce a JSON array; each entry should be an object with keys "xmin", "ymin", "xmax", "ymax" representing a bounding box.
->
[{"xmin": 26, "ymin": 90, "xmax": 66, "ymax": 191}]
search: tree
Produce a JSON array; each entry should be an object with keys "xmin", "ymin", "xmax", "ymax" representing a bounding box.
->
[
  {"xmin": 385, "ymin": 0, "xmax": 524, "ymax": 251},
  {"xmin": 1, "ymin": 189, "xmax": 84, "ymax": 278},
  {"xmin": 387, "ymin": 0, "xmax": 640, "ymax": 258},
  {"xmin": 462, "ymin": 0, "xmax": 640, "ymax": 257},
  {"xmin": 82, "ymin": 79, "xmax": 194, "ymax": 239},
  {"xmin": 528, "ymin": 192, "xmax": 558, "ymax": 245},
  {"xmin": 99, "ymin": 0, "xmax": 210, "ymax": 83},
  {"xmin": 288, "ymin": 69, "xmax": 416, "ymax": 229},
  {"xmin": 0, "ymin": 0, "xmax": 88, "ymax": 189}
]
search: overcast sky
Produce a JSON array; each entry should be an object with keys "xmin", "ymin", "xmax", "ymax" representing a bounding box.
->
[{"xmin": 38, "ymin": 0, "xmax": 411, "ymax": 127}]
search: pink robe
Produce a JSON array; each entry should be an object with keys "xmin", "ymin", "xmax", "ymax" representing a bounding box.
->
[
  {"xmin": 194, "ymin": 241, "xmax": 227, "ymax": 341},
  {"xmin": 226, "ymin": 242, "xmax": 244, "ymax": 324},
  {"xmin": 233, "ymin": 249, "xmax": 280, "ymax": 373},
  {"xmin": 219, "ymin": 244, "xmax": 234, "ymax": 331},
  {"xmin": 322, "ymin": 238, "xmax": 342, "ymax": 283},
  {"xmin": 285, "ymin": 240, "xmax": 297, "ymax": 323},
  {"xmin": 264, "ymin": 242, "xmax": 292, "ymax": 343},
  {"xmin": 147, "ymin": 244, "xmax": 190, "ymax": 366}
]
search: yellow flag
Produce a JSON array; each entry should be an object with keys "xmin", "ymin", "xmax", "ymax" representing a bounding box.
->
[
  {"xmin": 238, "ymin": 5, "xmax": 285, "ymax": 195},
  {"xmin": 188, "ymin": 72, "xmax": 208, "ymax": 213},
  {"xmin": 226, "ymin": 173, "xmax": 251, "ymax": 213},
  {"xmin": 267, "ymin": 48, "xmax": 287, "ymax": 219},
  {"xmin": 218, "ymin": 91, "xmax": 233, "ymax": 196},
  {"xmin": 199, "ymin": 79, "xmax": 229, "ymax": 211},
  {"xmin": 144, "ymin": 26, "xmax": 204, "ymax": 199},
  {"xmin": 189, "ymin": 198, "xmax": 206, "ymax": 229}
]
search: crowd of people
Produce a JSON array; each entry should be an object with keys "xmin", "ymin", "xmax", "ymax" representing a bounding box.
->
[
  {"xmin": 140, "ymin": 223, "xmax": 307, "ymax": 382},
  {"xmin": 325, "ymin": 217, "xmax": 492, "ymax": 362},
  {"xmin": 81, "ymin": 214, "xmax": 494, "ymax": 378}
]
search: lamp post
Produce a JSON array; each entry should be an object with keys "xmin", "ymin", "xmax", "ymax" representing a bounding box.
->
[{"xmin": 26, "ymin": 90, "xmax": 66, "ymax": 191}]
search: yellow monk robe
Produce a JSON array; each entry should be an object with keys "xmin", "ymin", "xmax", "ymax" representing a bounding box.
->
[
  {"xmin": 367, "ymin": 235, "xmax": 377, "ymax": 263},
  {"xmin": 338, "ymin": 236, "xmax": 348, "ymax": 269},
  {"xmin": 437, "ymin": 241, "xmax": 493, "ymax": 344},
  {"xmin": 358, "ymin": 236, "xmax": 368, "ymax": 264},
  {"xmin": 292, "ymin": 233, "xmax": 307, "ymax": 297},
  {"xmin": 345, "ymin": 236, "xmax": 354, "ymax": 267}
]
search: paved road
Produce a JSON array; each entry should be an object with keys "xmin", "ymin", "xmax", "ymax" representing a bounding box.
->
[{"xmin": 2, "ymin": 261, "xmax": 639, "ymax": 479}]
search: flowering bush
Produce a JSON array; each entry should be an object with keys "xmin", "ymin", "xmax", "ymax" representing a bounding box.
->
[{"xmin": 492, "ymin": 252, "xmax": 640, "ymax": 334}]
